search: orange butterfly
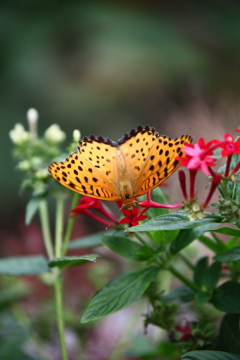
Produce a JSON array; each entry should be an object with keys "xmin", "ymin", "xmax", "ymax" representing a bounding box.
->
[{"xmin": 48, "ymin": 125, "xmax": 192, "ymax": 209}]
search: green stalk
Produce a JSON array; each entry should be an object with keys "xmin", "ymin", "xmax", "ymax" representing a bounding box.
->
[
  {"xmin": 198, "ymin": 235, "xmax": 227, "ymax": 254},
  {"xmin": 62, "ymin": 193, "xmax": 79, "ymax": 255},
  {"xmin": 39, "ymin": 200, "xmax": 54, "ymax": 260},
  {"xmin": 167, "ymin": 265, "xmax": 200, "ymax": 292},
  {"xmin": 211, "ymin": 233, "xmax": 229, "ymax": 252},
  {"xmin": 55, "ymin": 196, "xmax": 65, "ymax": 258},
  {"xmin": 179, "ymin": 253, "xmax": 195, "ymax": 270},
  {"xmin": 54, "ymin": 196, "xmax": 68, "ymax": 360},
  {"xmin": 55, "ymin": 273, "xmax": 68, "ymax": 360}
]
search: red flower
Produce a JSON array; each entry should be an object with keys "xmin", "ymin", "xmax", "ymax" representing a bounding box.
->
[
  {"xmin": 72, "ymin": 196, "xmax": 119, "ymax": 227},
  {"xmin": 218, "ymin": 133, "xmax": 240, "ymax": 157},
  {"xmin": 120, "ymin": 207, "xmax": 147, "ymax": 227},
  {"xmin": 176, "ymin": 320, "xmax": 192, "ymax": 341}
]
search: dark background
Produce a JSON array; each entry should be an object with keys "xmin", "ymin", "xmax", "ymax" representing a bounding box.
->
[{"xmin": 2, "ymin": 0, "xmax": 240, "ymax": 239}]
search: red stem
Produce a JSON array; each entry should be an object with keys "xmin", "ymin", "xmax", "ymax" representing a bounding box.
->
[
  {"xmin": 189, "ymin": 169, "xmax": 197, "ymax": 199},
  {"xmin": 224, "ymin": 154, "xmax": 232, "ymax": 177}
]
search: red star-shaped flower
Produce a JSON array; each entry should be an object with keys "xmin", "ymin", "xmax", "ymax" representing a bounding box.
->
[{"xmin": 120, "ymin": 207, "xmax": 147, "ymax": 227}]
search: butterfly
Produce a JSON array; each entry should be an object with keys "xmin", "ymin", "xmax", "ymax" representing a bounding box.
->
[{"xmin": 48, "ymin": 125, "xmax": 192, "ymax": 210}]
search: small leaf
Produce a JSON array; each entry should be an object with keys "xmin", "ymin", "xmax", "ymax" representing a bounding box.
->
[
  {"xmin": 204, "ymin": 262, "xmax": 222, "ymax": 291},
  {"xmin": 0, "ymin": 256, "xmax": 50, "ymax": 275},
  {"xmin": 149, "ymin": 229, "xmax": 179, "ymax": 245},
  {"xmin": 195, "ymin": 291, "xmax": 212, "ymax": 307},
  {"xmin": 25, "ymin": 196, "xmax": 45, "ymax": 225},
  {"xmin": 181, "ymin": 350, "xmax": 240, "ymax": 360},
  {"xmin": 194, "ymin": 257, "xmax": 208, "ymax": 288},
  {"xmin": 100, "ymin": 235, "xmax": 154, "ymax": 261},
  {"xmin": 214, "ymin": 247, "xmax": 240, "ymax": 263},
  {"xmin": 212, "ymin": 281, "xmax": 240, "ymax": 314},
  {"xmin": 81, "ymin": 266, "xmax": 159, "ymax": 323},
  {"xmin": 127, "ymin": 211, "xmax": 220, "ymax": 232},
  {"xmin": 209, "ymin": 227, "xmax": 240, "ymax": 237},
  {"xmin": 48, "ymin": 255, "xmax": 99, "ymax": 269},
  {"xmin": 170, "ymin": 224, "xmax": 218, "ymax": 255},
  {"xmin": 216, "ymin": 313, "xmax": 240, "ymax": 354},
  {"xmin": 161, "ymin": 286, "xmax": 194, "ymax": 303}
]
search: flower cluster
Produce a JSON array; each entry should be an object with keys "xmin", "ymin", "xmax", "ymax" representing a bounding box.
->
[
  {"xmin": 177, "ymin": 129, "xmax": 240, "ymax": 222},
  {"xmin": 9, "ymin": 108, "xmax": 80, "ymax": 196}
]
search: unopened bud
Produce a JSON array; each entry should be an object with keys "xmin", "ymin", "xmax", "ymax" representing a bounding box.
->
[
  {"xmin": 27, "ymin": 108, "xmax": 39, "ymax": 137},
  {"xmin": 73, "ymin": 129, "xmax": 81, "ymax": 142}
]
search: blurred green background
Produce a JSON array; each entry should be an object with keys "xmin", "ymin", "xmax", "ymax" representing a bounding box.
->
[{"xmin": 2, "ymin": 0, "xmax": 240, "ymax": 237}]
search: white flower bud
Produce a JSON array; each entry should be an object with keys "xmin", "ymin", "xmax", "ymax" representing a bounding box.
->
[
  {"xmin": 73, "ymin": 129, "xmax": 81, "ymax": 142},
  {"xmin": 44, "ymin": 124, "xmax": 66, "ymax": 143},
  {"xmin": 27, "ymin": 108, "xmax": 39, "ymax": 137},
  {"xmin": 31, "ymin": 157, "xmax": 42, "ymax": 167},
  {"xmin": 18, "ymin": 160, "xmax": 31, "ymax": 171},
  {"xmin": 192, "ymin": 203, "xmax": 201, "ymax": 212},
  {"xmin": 9, "ymin": 123, "xmax": 29, "ymax": 144},
  {"xmin": 35, "ymin": 169, "xmax": 49, "ymax": 179}
]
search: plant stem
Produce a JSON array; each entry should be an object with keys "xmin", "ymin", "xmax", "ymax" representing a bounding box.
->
[
  {"xmin": 55, "ymin": 196, "xmax": 65, "ymax": 258},
  {"xmin": 54, "ymin": 195, "xmax": 68, "ymax": 360},
  {"xmin": 39, "ymin": 200, "xmax": 54, "ymax": 260},
  {"xmin": 167, "ymin": 265, "xmax": 200, "ymax": 292},
  {"xmin": 198, "ymin": 235, "xmax": 226, "ymax": 254},
  {"xmin": 55, "ymin": 273, "xmax": 68, "ymax": 360},
  {"xmin": 179, "ymin": 253, "xmax": 195, "ymax": 270},
  {"xmin": 62, "ymin": 193, "xmax": 79, "ymax": 255}
]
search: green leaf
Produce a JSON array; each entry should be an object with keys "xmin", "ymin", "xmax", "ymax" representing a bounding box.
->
[
  {"xmin": 204, "ymin": 262, "xmax": 222, "ymax": 291},
  {"xmin": 81, "ymin": 266, "xmax": 159, "ymax": 323},
  {"xmin": 212, "ymin": 281, "xmax": 240, "ymax": 314},
  {"xmin": 161, "ymin": 286, "xmax": 194, "ymax": 303},
  {"xmin": 127, "ymin": 211, "xmax": 220, "ymax": 232},
  {"xmin": 214, "ymin": 247, "xmax": 240, "ymax": 263},
  {"xmin": 149, "ymin": 228, "xmax": 179, "ymax": 245},
  {"xmin": 100, "ymin": 235, "xmax": 154, "ymax": 261},
  {"xmin": 217, "ymin": 313, "xmax": 240, "ymax": 354},
  {"xmin": 68, "ymin": 231, "xmax": 108, "ymax": 249},
  {"xmin": 195, "ymin": 291, "xmax": 212, "ymax": 307},
  {"xmin": 209, "ymin": 227, "xmax": 240, "ymax": 237},
  {"xmin": 194, "ymin": 257, "xmax": 208, "ymax": 288},
  {"xmin": 170, "ymin": 224, "xmax": 218, "ymax": 255},
  {"xmin": 25, "ymin": 196, "xmax": 45, "ymax": 225},
  {"xmin": 181, "ymin": 350, "xmax": 240, "ymax": 360},
  {"xmin": 0, "ymin": 256, "xmax": 50, "ymax": 275},
  {"xmin": 48, "ymin": 255, "xmax": 99, "ymax": 269}
]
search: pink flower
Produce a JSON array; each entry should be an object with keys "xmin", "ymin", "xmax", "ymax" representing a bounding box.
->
[
  {"xmin": 178, "ymin": 138, "xmax": 216, "ymax": 175},
  {"xmin": 139, "ymin": 190, "xmax": 182, "ymax": 212}
]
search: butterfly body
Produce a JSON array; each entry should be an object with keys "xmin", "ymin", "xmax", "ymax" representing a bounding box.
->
[{"xmin": 48, "ymin": 125, "xmax": 192, "ymax": 209}]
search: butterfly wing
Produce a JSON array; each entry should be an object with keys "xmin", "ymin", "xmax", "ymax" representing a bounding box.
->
[
  {"xmin": 134, "ymin": 134, "xmax": 192, "ymax": 196},
  {"xmin": 48, "ymin": 136, "xmax": 121, "ymax": 201},
  {"xmin": 118, "ymin": 125, "xmax": 159, "ymax": 182},
  {"xmin": 118, "ymin": 125, "xmax": 192, "ymax": 198}
]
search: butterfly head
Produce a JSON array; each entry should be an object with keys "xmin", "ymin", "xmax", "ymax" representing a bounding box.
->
[{"xmin": 121, "ymin": 198, "xmax": 138, "ymax": 211}]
